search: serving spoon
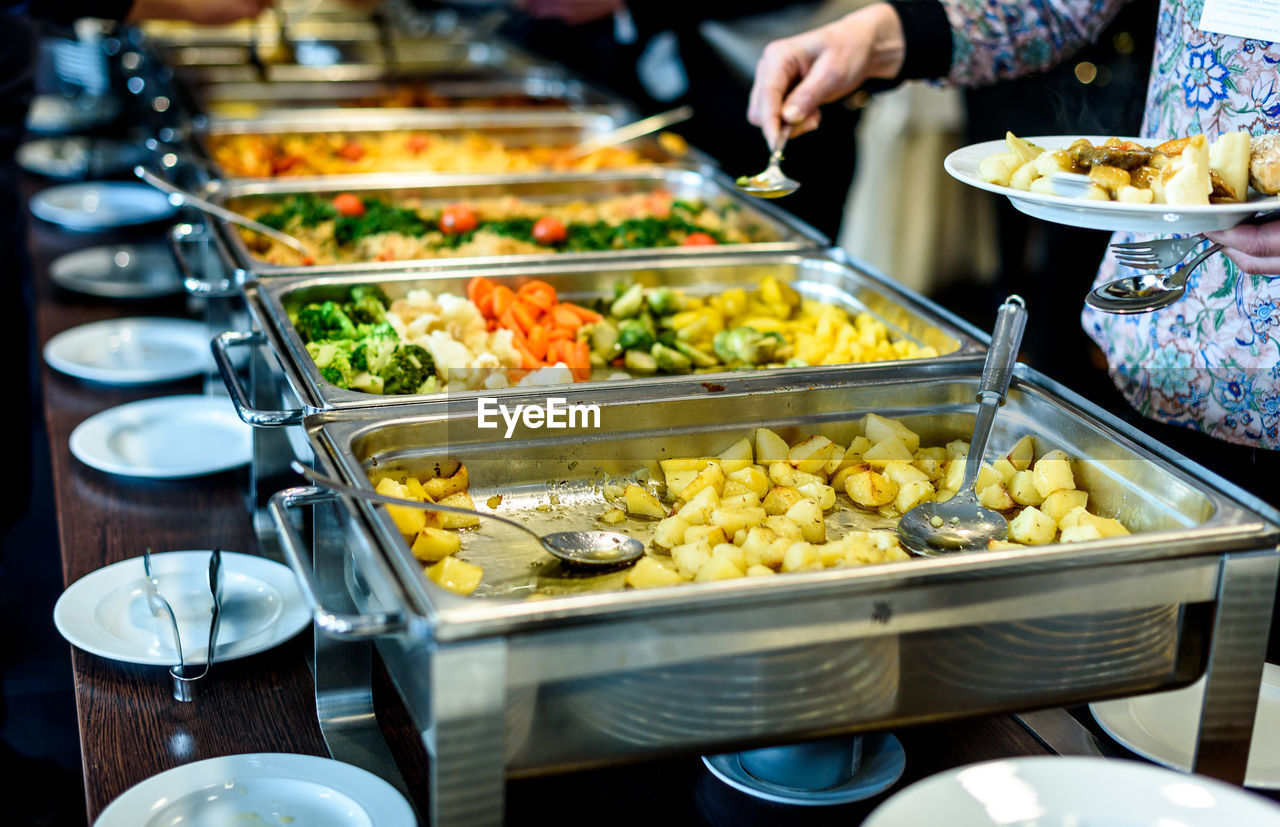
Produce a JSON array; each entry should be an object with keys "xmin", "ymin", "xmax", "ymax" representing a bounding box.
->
[
  {"xmin": 736, "ymin": 123, "xmax": 799, "ymax": 198},
  {"xmin": 566, "ymin": 105, "xmax": 693, "ymax": 160},
  {"xmin": 291, "ymin": 462, "xmax": 646, "ymax": 570},
  {"xmin": 896, "ymin": 296, "xmax": 1028, "ymax": 556},
  {"xmin": 134, "ymin": 166, "xmax": 317, "ymax": 263}
]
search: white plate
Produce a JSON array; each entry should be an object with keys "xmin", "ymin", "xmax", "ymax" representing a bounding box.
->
[
  {"xmin": 69, "ymin": 395, "xmax": 252, "ymax": 479},
  {"xmin": 48, "ymin": 243, "xmax": 184, "ymax": 299},
  {"xmin": 44, "ymin": 318, "xmax": 213, "ymax": 385},
  {"xmin": 30, "ymin": 182, "xmax": 177, "ymax": 231},
  {"xmin": 944, "ymin": 135, "xmax": 1280, "ymax": 233},
  {"xmin": 1090, "ymin": 663, "xmax": 1280, "ymax": 788},
  {"xmin": 863, "ymin": 755, "xmax": 1280, "ymax": 827},
  {"xmin": 16, "ymin": 137, "xmax": 149, "ymax": 179},
  {"xmin": 93, "ymin": 752, "xmax": 415, "ymax": 827},
  {"xmin": 54, "ymin": 550, "xmax": 311, "ymax": 666}
]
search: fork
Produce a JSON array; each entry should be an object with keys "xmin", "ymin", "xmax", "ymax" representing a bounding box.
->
[{"xmin": 1109, "ymin": 234, "xmax": 1208, "ymax": 270}]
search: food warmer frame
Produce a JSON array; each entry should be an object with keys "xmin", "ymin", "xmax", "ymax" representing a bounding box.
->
[{"xmin": 271, "ymin": 366, "xmax": 1280, "ymax": 826}]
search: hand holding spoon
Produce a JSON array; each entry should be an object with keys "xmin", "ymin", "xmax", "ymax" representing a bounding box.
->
[
  {"xmin": 736, "ymin": 123, "xmax": 799, "ymax": 198},
  {"xmin": 897, "ymin": 296, "xmax": 1028, "ymax": 555},
  {"xmin": 292, "ymin": 462, "xmax": 645, "ymax": 570}
]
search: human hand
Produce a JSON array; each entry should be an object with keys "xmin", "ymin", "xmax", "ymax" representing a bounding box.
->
[
  {"xmin": 519, "ymin": 0, "xmax": 622, "ymax": 26},
  {"xmin": 1206, "ymin": 220, "xmax": 1280, "ymax": 275},
  {"xmin": 126, "ymin": 0, "xmax": 274, "ymax": 25},
  {"xmin": 747, "ymin": 3, "xmax": 905, "ymax": 148}
]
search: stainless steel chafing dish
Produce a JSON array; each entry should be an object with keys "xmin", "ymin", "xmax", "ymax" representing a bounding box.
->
[
  {"xmin": 204, "ymin": 168, "xmax": 827, "ymax": 279},
  {"xmin": 180, "ymin": 71, "xmax": 633, "ymax": 120},
  {"xmin": 270, "ymin": 367, "xmax": 1280, "ymax": 825},
  {"xmin": 188, "ymin": 110, "xmax": 699, "ymax": 180},
  {"xmin": 214, "ymin": 249, "xmax": 984, "ymax": 423}
]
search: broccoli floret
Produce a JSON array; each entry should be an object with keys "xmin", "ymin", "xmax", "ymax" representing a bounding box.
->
[
  {"xmin": 349, "ymin": 284, "xmax": 390, "ymax": 305},
  {"xmin": 380, "ymin": 344, "xmax": 435, "ymax": 395},
  {"xmin": 294, "ymin": 301, "xmax": 357, "ymax": 343},
  {"xmin": 344, "ymin": 294, "xmax": 387, "ymax": 325},
  {"xmin": 306, "ymin": 340, "xmax": 357, "ymax": 388},
  {"xmin": 354, "ymin": 321, "xmax": 398, "ymax": 341},
  {"xmin": 616, "ymin": 318, "xmax": 655, "ymax": 352}
]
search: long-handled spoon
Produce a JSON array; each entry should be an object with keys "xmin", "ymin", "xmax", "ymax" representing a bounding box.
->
[
  {"xmin": 134, "ymin": 166, "xmax": 316, "ymax": 263},
  {"xmin": 292, "ymin": 462, "xmax": 645, "ymax": 569},
  {"xmin": 565, "ymin": 105, "xmax": 693, "ymax": 160},
  {"xmin": 897, "ymin": 296, "xmax": 1028, "ymax": 555},
  {"xmin": 736, "ymin": 123, "xmax": 799, "ymax": 198}
]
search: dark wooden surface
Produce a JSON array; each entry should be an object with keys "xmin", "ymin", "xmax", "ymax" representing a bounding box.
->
[{"xmin": 28, "ymin": 185, "xmax": 1062, "ymax": 824}]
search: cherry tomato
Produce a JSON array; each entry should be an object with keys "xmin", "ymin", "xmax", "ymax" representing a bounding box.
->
[
  {"xmin": 682, "ymin": 232, "xmax": 717, "ymax": 246},
  {"xmin": 337, "ymin": 141, "xmax": 365, "ymax": 162},
  {"xmin": 406, "ymin": 134, "xmax": 429, "ymax": 154},
  {"xmin": 532, "ymin": 216, "xmax": 567, "ymax": 245},
  {"xmin": 271, "ymin": 155, "xmax": 300, "ymax": 174},
  {"xmin": 332, "ymin": 193, "xmax": 366, "ymax": 217},
  {"xmin": 440, "ymin": 204, "xmax": 478, "ymax": 234}
]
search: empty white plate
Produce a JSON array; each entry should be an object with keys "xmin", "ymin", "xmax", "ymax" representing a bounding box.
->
[
  {"xmin": 30, "ymin": 182, "xmax": 177, "ymax": 231},
  {"xmin": 863, "ymin": 756, "xmax": 1280, "ymax": 827},
  {"xmin": 17, "ymin": 137, "xmax": 150, "ymax": 179},
  {"xmin": 54, "ymin": 550, "xmax": 311, "ymax": 666},
  {"xmin": 1091, "ymin": 663, "xmax": 1280, "ymax": 788},
  {"xmin": 45, "ymin": 318, "xmax": 212, "ymax": 385},
  {"xmin": 69, "ymin": 394, "xmax": 252, "ymax": 478},
  {"xmin": 49, "ymin": 243, "xmax": 185, "ymax": 299},
  {"xmin": 93, "ymin": 753, "xmax": 415, "ymax": 827}
]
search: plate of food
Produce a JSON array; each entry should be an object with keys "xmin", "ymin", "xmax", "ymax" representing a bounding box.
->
[
  {"xmin": 944, "ymin": 131, "xmax": 1280, "ymax": 233},
  {"xmin": 862, "ymin": 756, "xmax": 1280, "ymax": 826}
]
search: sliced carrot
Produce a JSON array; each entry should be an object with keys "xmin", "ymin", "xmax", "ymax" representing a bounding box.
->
[
  {"xmin": 551, "ymin": 305, "xmax": 583, "ymax": 330},
  {"xmin": 547, "ymin": 326, "xmax": 574, "ymax": 341},
  {"xmin": 546, "ymin": 338, "xmax": 570, "ymax": 366},
  {"xmin": 568, "ymin": 339, "xmax": 592, "ymax": 381},
  {"xmin": 475, "ymin": 291, "xmax": 495, "ymax": 318},
  {"xmin": 467, "ymin": 276, "xmax": 495, "ymax": 307},
  {"xmin": 499, "ymin": 308, "xmax": 523, "ymax": 338},
  {"xmin": 510, "ymin": 301, "xmax": 538, "ymax": 335},
  {"xmin": 560, "ymin": 302, "xmax": 603, "ymax": 324},
  {"xmin": 516, "ymin": 280, "xmax": 557, "ymax": 311},
  {"xmin": 526, "ymin": 324, "xmax": 549, "ymax": 360},
  {"xmin": 491, "ymin": 285, "xmax": 516, "ymax": 319},
  {"xmin": 513, "ymin": 340, "xmax": 541, "ymax": 370}
]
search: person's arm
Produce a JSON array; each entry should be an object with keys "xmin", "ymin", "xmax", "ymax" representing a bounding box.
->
[
  {"xmin": 748, "ymin": 0, "xmax": 1130, "ymax": 146},
  {"xmin": 1206, "ymin": 224, "xmax": 1280, "ymax": 276}
]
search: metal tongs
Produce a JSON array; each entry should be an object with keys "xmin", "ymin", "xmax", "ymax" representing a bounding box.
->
[{"xmin": 142, "ymin": 547, "xmax": 224, "ymax": 702}]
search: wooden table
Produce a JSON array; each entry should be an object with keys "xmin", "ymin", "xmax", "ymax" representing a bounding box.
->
[{"xmin": 30, "ymin": 186, "xmax": 1079, "ymax": 825}]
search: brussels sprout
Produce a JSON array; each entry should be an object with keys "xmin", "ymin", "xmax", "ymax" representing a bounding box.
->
[
  {"xmin": 610, "ymin": 283, "xmax": 645, "ymax": 318},
  {"xmin": 617, "ymin": 318, "xmax": 655, "ymax": 352},
  {"xmin": 674, "ymin": 341, "xmax": 718, "ymax": 368},
  {"xmin": 712, "ymin": 326, "xmax": 780, "ymax": 366},
  {"xmin": 646, "ymin": 287, "xmax": 684, "ymax": 315},
  {"xmin": 624, "ymin": 349, "xmax": 658, "ymax": 374},
  {"xmin": 651, "ymin": 343, "xmax": 692, "ymax": 372}
]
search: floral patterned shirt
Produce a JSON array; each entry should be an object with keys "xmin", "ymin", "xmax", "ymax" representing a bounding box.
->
[{"xmin": 938, "ymin": 0, "xmax": 1280, "ymax": 448}]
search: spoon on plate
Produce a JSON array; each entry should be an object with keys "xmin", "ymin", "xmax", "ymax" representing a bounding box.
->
[
  {"xmin": 736, "ymin": 123, "xmax": 799, "ymax": 199},
  {"xmin": 897, "ymin": 296, "xmax": 1028, "ymax": 556},
  {"xmin": 134, "ymin": 166, "xmax": 317, "ymax": 264},
  {"xmin": 291, "ymin": 462, "xmax": 646, "ymax": 570}
]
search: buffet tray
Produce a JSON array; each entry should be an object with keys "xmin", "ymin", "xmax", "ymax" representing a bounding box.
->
[
  {"xmin": 190, "ymin": 110, "xmax": 699, "ymax": 180},
  {"xmin": 181, "ymin": 70, "xmax": 633, "ymax": 120},
  {"xmin": 234, "ymin": 249, "xmax": 981, "ymax": 415},
  {"xmin": 208, "ymin": 168, "xmax": 827, "ymax": 278},
  {"xmin": 290, "ymin": 367, "xmax": 1280, "ymax": 773}
]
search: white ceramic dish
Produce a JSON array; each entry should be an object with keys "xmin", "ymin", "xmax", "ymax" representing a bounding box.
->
[
  {"xmin": 44, "ymin": 318, "xmax": 212, "ymax": 385},
  {"xmin": 48, "ymin": 243, "xmax": 184, "ymax": 299},
  {"xmin": 16, "ymin": 137, "xmax": 149, "ymax": 179},
  {"xmin": 944, "ymin": 135, "xmax": 1280, "ymax": 233},
  {"xmin": 93, "ymin": 753, "xmax": 415, "ymax": 827},
  {"xmin": 862, "ymin": 755, "xmax": 1280, "ymax": 826},
  {"xmin": 26, "ymin": 93, "xmax": 119, "ymax": 135},
  {"xmin": 30, "ymin": 182, "xmax": 177, "ymax": 231},
  {"xmin": 54, "ymin": 550, "xmax": 311, "ymax": 667},
  {"xmin": 1090, "ymin": 663, "xmax": 1280, "ymax": 788},
  {"xmin": 69, "ymin": 394, "xmax": 252, "ymax": 478}
]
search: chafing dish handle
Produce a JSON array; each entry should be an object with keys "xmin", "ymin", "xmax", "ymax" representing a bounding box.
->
[
  {"xmin": 171, "ymin": 222, "xmax": 239, "ymax": 299},
  {"xmin": 212, "ymin": 330, "xmax": 306, "ymax": 427},
  {"xmin": 269, "ymin": 486, "xmax": 412, "ymax": 640}
]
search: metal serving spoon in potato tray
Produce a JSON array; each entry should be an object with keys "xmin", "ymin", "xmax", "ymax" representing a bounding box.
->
[
  {"xmin": 292, "ymin": 462, "xmax": 645, "ymax": 570},
  {"xmin": 896, "ymin": 296, "xmax": 1028, "ymax": 556}
]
